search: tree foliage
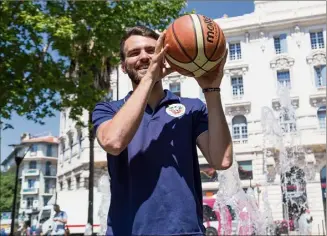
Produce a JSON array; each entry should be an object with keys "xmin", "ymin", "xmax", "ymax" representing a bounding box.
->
[
  {"xmin": 0, "ymin": 168, "xmax": 21, "ymax": 213},
  {"xmin": 1, "ymin": 0, "xmax": 189, "ymax": 124}
]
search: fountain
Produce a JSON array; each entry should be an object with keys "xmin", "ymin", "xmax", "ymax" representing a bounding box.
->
[
  {"xmin": 97, "ymin": 173, "xmax": 111, "ymax": 235},
  {"xmin": 213, "ymin": 86, "xmax": 310, "ymax": 235}
]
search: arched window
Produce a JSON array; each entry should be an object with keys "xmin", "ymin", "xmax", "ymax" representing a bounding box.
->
[
  {"xmin": 317, "ymin": 106, "xmax": 326, "ymax": 129},
  {"xmin": 29, "ymin": 161, "xmax": 37, "ymax": 169},
  {"xmin": 232, "ymin": 115, "xmax": 248, "ymax": 142}
]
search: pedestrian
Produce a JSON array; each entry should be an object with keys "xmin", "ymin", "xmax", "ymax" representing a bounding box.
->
[
  {"xmin": 51, "ymin": 204, "xmax": 68, "ymax": 236},
  {"xmin": 92, "ymin": 25, "xmax": 233, "ymax": 236}
]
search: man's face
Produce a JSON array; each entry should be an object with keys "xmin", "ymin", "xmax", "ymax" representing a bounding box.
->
[
  {"xmin": 54, "ymin": 205, "xmax": 59, "ymax": 212},
  {"xmin": 122, "ymin": 35, "xmax": 156, "ymax": 85}
]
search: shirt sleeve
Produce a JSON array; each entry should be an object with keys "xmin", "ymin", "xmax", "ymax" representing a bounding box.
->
[
  {"xmin": 193, "ymin": 99, "xmax": 209, "ymax": 139},
  {"xmin": 92, "ymin": 101, "xmax": 117, "ymax": 135}
]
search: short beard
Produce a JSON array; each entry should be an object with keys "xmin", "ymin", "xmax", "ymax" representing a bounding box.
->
[{"xmin": 125, "ymin": 67, "xmax": 142, "ymax": 85}]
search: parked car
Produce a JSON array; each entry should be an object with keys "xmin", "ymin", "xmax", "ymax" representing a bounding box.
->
[{"xmin": 202, "ymin": 197, "xmax": 237, "ymax": 236}]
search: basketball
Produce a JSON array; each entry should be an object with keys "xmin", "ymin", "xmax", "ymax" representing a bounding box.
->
[{"xmin": 164, "ymin": 14, "xmax": 227, "ymax": 78}]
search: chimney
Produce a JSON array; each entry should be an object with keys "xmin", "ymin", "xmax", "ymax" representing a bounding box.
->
[{"xmin": 20, "ymin": 132, "xmax": 30, "ymax": 141}]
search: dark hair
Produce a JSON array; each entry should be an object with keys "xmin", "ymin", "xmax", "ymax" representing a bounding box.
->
[{"xmin": 119, "ymin": 26, "xmax": 159, "ymax": 62}]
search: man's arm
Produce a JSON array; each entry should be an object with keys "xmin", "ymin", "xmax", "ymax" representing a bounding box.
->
[
  {"xmin": 195, "ymin": 51, "xmax": 233, "ymax": 170},
  {"xmin": 96, "ymin": 31, "xmax": 172, "ymax": 156},
  {"xmin": 97, "ymin": 78, "xmax": 154, "ymax": 155},
  {"xmin": 196, "ymin": 94, "xmax": 233, "ymax": 170}
]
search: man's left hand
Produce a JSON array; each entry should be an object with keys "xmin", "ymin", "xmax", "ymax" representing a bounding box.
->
[{"xmin": 195, "ymin": 50, "xmax": 228, "ymax": 89}]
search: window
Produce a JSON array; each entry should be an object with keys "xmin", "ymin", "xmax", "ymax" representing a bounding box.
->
[
  {"xmin": 27, "ymin": 179, "xmax": 36, "ymax": 188},
  {"xmin": 232, "ymin": 115, "xmax": 248, "ymax": 141},
  {"xmin": 310, "ymin": 31, "xmax": 325, "ymax": 49},
  {"xmin": 29, "ymin": 161, "xmax": 37, "ymax": 169},
  {"xmin": 44, "ymin": 179, "xmax": 50, "ymax": 193},
  {"xmin": 317, "ymin": 106, "xmax": 326, "ymax": 129},
  {"xmin": 76, "ymin": 175, "xmax": 81, "ymax": 189},
  {"xmin": 46, "ymin": 144, "xmax": 52, "ymax": 156},
  {"xmin": 274, "ymin": 34, "xmax": 287, "ymax": 54},
  {"xmin": 69, "ymin": 136, "xmax": 73, "ymax": 158},
  {"xmin": 43, "ymin": 196, "xmax": 51, "ymax": 206},
  {"xmin": 314, "ymin": 65, "xmax": 326, "ymax": 87},
  {"xmin": 77, "ymin": 130, "xmax": 83, "ymax": 149},
  {"xmin": 27, "ymin": 197, "xmax": 34, "ymax": 208},
  {"xmin": 200, "ymin": 164, "xmax": 218, "ymax": 183},
  {"xmin": 30, "ymin": 144, "xmax": 37, "ymax": 153},
  {"xmin": 238, "ymin": 160, "xmax": 253, "ymax": 180},
  {"xmin": 277, "ymin": 70, "xmax": 291, "ymax": 88},
  {"xmin": 231, "ymin": 76, "xmax": 244, "ymax": 98},
  {"xmin": 280, "ymin": 110, "xmax": 296, "ymax": 133},
  {"xmin": 169, "ymin": 82, "xmax": 181, "ymax": 96},
  {"xmin": 229, "ymin": 42, "xmax": 241, "ymax": 60},
  {"xmin": 45, "ymin": 161, "xmax": 52, "ymax": 176},
  {"xmin": 67, "ymin": 178, "xmax": 71, "ymax": 190}
]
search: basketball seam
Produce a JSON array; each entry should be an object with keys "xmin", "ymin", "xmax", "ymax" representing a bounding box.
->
[
  {"xmin": 191, "ymin": 15, "xmax": 210, "ymax": 73},
  {"xmin": 172, "ymin": 20, "xmax": 199, "ymax": 67}
]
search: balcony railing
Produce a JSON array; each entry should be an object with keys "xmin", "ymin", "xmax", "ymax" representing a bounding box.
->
[
  {"xmin": 23, "ymin": 169, "xmax": 40, "ymax": 176},
  {"xmin": 22, "ymin": 188, "xmax": 38, "ymax": 194}
]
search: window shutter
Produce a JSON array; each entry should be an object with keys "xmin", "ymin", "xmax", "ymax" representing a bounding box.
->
[
  {"xmin": 321, "ymin": 65, "xmax": 326, "ymax": 86},
  {"xmin": 280, "ymin": 34, "xmax": 287, "ymax": 53},
  {"xmin": 314, "ymin": 67, "xmax": 320, "ymax": 87}
]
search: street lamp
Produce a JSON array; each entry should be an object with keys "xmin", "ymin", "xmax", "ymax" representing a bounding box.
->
[{"xmin": 8, "ymin": 143, "xmax": 31, "ymax": 236}]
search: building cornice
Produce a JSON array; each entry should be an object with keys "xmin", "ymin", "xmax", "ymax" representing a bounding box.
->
[{"xmin": 216, "ymin": 7, "xmax": 326, "ymax": 36}]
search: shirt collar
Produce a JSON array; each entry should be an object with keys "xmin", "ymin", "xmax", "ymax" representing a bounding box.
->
[{"xmin": 124, "ymin": 89, "xmax": 180, "ymax": 106}]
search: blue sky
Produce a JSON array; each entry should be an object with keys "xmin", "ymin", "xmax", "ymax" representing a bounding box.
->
[{"xmin": 0, "ymin": 1, "xmax": 254, "ymax": 161}]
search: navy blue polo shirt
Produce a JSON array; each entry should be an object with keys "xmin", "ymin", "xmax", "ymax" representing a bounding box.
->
[{"xmin": 92, "ymin": 90, "xmax": 208, "ymax": 236}]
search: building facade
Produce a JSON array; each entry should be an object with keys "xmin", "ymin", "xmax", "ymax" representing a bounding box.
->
[
  {"xmin": 58, "ymin": 0, "xmax": 326, "ymax": 234},
  {"xmin": 1, "ymin": 133, "xmax": 59, "ymax": 222}
]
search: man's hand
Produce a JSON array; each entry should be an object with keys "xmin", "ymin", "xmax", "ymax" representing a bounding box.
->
[
  {"xmin": 195, "ymin": 50, "xmax": 228, "ymax": 89},
  {"xmin": 144, "ymin": 30, "xmax": 174, "ymax": 84}
]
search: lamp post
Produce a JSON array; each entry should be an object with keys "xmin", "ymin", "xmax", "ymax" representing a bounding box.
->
[{"xmin": 8, "ymin": 143, "xmax": 31, "ymax": 236}]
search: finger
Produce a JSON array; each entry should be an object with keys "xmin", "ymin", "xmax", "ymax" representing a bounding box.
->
[
  {"xmin": 155, "ymin": 30, "xmax": 166, "ymax": 54},
  {"xmin": 156, "ymin": 44, "xmax": 169, "ymax": 61}
]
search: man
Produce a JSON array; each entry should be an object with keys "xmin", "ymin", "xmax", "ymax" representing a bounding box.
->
[
  {"xmin": 51, "ymin": 204, "xmax": 67, "ymax": 236},
  {"xmin": 92, "ymin": 25, "xmax": 233, "ymax": 236}
]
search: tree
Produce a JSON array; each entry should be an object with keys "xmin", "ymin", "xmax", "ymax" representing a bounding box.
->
[
  {"xmin": 0, "ymin": 168, "xmax": 21, "ymax": 214},
  {"xmin": 1, "ymin": 0, "xmax": 191, "ymax": 231}
]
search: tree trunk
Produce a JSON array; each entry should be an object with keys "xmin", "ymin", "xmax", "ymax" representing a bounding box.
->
[{"xmin": 87, "ymin": 111, "xmax": 94, "ymax": 233}]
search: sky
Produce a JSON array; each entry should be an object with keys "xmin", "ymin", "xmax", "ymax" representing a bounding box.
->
[{"xmin": 0, "ymin": 1, "xmax": 255, "ymax": 162}]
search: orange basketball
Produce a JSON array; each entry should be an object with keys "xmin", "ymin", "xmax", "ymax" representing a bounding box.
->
[{"xmin": 164, "ymin": 14, "xmax": 227, "ymax": 78}]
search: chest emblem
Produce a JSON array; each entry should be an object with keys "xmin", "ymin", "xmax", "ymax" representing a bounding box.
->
[{"xmin": 166, "ymin": 104, "xmax": 186, "ymax": 118}]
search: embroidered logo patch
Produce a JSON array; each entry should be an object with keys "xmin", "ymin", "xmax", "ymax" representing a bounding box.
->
[{"xmin": 166, "ymin": 104, "xmax": 186, "ymax": 118}]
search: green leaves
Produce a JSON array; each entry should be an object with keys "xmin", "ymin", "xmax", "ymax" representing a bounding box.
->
[
  {"xmin": 1, "ymin": 0, "xmax": 188, "ymax": 125},
  {"xmin": 0, "ymin": 168, "xmax": 21, "ymax": 212}
]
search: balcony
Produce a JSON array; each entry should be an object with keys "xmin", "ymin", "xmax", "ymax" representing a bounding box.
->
[
  {"xmin": 272, "ymin": 96, "xmax": 299, "ymax": 110},
  {"xmin": 22, "ymin": 188, "xmax": 38, "ymax": 194},
  {"xmin": 309, "ymin": 87, "xmax": 326, "ymax": 107},
  {"xmin": 301, "ymin": 128, "xmax": 326, "ymax": 152},
  {"xmin": 23, "ymin": 169, "xmax": 40, "ymax": 176}
]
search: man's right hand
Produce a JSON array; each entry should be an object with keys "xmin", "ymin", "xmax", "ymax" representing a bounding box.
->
[{"xmin": 144, "ymin": 30, "xmax": 174, "ymax": 84}]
